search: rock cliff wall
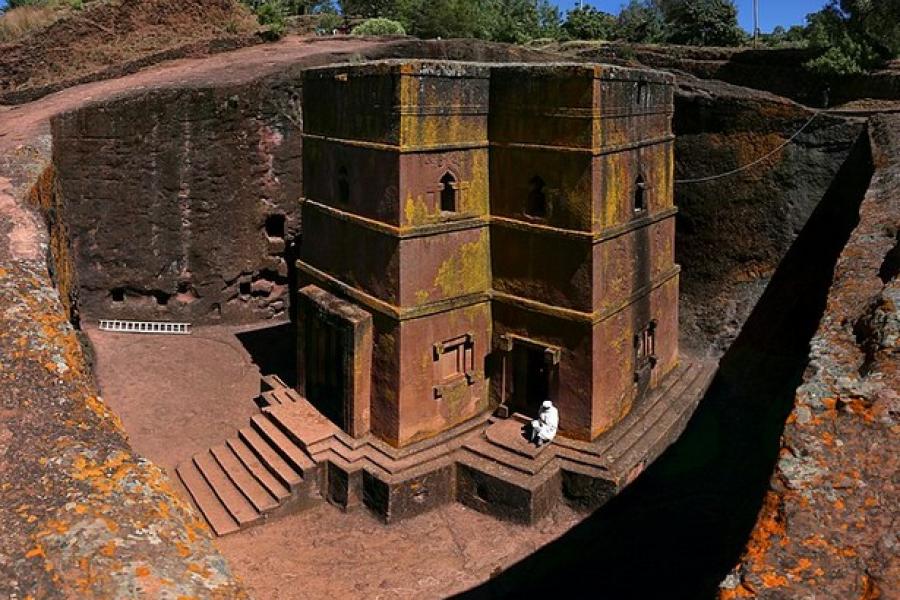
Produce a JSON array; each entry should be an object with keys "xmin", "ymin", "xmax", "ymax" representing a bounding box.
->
[
  {"xmin": 670, "ymin": 78, "xmax": 867, "ymax": 353},
  {"xmin": 719, "ymin": 113, "xmax": 899, "ymax": 599},
  {"xmin": 1, "ymin": 139, "xmax": 244, "ymax": 599}
]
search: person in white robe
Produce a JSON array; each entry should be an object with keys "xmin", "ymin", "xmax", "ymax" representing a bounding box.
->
[{"xmin": 530, "ymin": 400, "xmax": 558, "ymax": 446}]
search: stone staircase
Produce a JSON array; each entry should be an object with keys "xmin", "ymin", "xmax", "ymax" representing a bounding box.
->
[{"xmin": 176, "ymin": 376, "xmax": 316, "ymax": 536}]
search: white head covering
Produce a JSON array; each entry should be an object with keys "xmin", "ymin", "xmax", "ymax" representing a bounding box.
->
[{"xmin": 542, "ymin": 400, "xmax": 553, "ymax": 409}]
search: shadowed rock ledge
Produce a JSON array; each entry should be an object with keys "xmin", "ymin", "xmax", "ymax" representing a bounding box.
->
[{"xmin": 719, "ymin": 114, "xmax": 899, "ymax": 599}]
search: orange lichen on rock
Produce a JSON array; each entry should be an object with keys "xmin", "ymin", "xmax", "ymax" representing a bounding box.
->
[{"xmin": 721, "ymin": 114, "xmax": 899, "ymax": 600}]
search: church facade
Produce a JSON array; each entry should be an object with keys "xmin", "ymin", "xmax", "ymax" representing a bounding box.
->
[{"xmin": 296, "ymin": 60, "xmax": 679, "ymax": 448}]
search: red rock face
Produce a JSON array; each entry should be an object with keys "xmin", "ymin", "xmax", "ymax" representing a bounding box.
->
[{"xmin": 719, "ymin": 114, "xmax": 900, "ymax": 599}]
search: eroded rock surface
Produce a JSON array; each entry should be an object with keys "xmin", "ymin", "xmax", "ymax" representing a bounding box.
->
[
  {"xmin": 0, "ymin": 143, "xmax": 244, "ymax": 597},
  {"xmin": 671, "ymin": 77, "xmax": 866, "ymax": 353},
  {"xmin": 719, "ymin": 114, "xmax": 899, "ymax": 599}
]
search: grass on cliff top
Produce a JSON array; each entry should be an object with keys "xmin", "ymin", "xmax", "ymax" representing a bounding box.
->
[
  {"xmin": 0, "ymin": 5, "xmax": 58, "ymax": 43},
  {"xmin": 0, "ymin": 0, "xmax": 96, "ymax": 44}
]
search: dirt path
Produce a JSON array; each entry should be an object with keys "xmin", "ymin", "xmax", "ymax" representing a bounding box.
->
[{"xmin": 0, "ymin": 35, "xmax": 382, "ymax": 153}]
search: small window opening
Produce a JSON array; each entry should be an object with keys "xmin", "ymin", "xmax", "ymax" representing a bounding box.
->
[
  {"xmin": 265, "ymin": 214, "xmax": 286, "ymax": 238},
  {"xmin": 152, "ymin": 291, "xmax": 171, "ymax": 306},
  {"xmin": 111, "ymin": 288, "xmax": 125, "ymax": 303},
  {"xmin": 440, "ymin": 172, "xmax": 458, "ymax": 213},
  {"xmin": 634, "ymin": 175, "xmax": 647, "ymax": 215},
  {"xmin": 635, "ymin": 320, "xmax": 657, "ymax": 367},
  {"xmin": 636, "ymin": 81, "xmax": 648, "ymax": 106},
  {"xmin": 526, "ymin": 176, "xmax": 547, "ymax": 218},
  {"xmin": 239, "ymin": 281, "xmax": 252, "ymax": 296},
  {"xmin": 337, "ymin": 166, "xmax": 350, "ymax": 205}
]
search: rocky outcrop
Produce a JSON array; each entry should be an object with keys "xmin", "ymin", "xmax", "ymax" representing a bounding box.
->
[
  {"xmin": 0, "ymin": 0, "xmax": 260, "ymax": 105},
  {"xmin": 558, "ymin": 42, "xmax": 900, "ymax": 108},
  {"xmin": 0, "ymin": 140, "xmax": 244, "ymax": 598},
  {"xmin": 719, "ymin": 114, "xmax": 899, "ymax": 599}
]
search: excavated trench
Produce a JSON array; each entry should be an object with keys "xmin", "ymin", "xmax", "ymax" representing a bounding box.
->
[
  {"xmin": 461, "ymin": 131, "xmax": 875, "ymax": 599},
  {"xmin": 29, "ymin": 45, "xmax": 880, "ymax": 597}
]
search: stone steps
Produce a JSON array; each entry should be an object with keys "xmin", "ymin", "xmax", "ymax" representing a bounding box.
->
[
  {"xmin": 178, "ymin": 413, "xmax": 315, "ymax": 537},
  {"xmin": 176, "ymin": 460, "xmax": 240, "ymax": 536},
  {"xmin": 612, "ymin": 361, "xmax": 716, "ymax": 475},
  {"xmin": 211, "ymin": 444, "xmax": 279, "ymax": 513},
  {"xmin": 193, "ymin": 451, "xmax": 262, "ymax": 527},
  {"xmin": 227, "ymin": 436, "xmax": 291, "ymax": 501},
  {"xmin": 238, "ymin": 426, "xmax": 304, "ymax": 491},
  {"xmin": 556, "ymin": 361, "xmax": 695, "ymax": 460},
  {"xmin": 178, "ymin": 358, "xmax": 716, "ymax": 534},
  {"xmin": 606, "ymin": 361, "xmax": 708, "ymax": 464},
  {"xmin": 250, "ymin": 414, "xmax": 317, "ymax": 477},
  {"xmin": 463, "ymin": 434, "xmax": 557, "ymax": 476}
]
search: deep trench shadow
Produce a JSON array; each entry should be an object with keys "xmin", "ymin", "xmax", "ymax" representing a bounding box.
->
[
  {"xmin": 236, "ymin": 322, "xmax": 298, "ymax": 388},
  {"xmin": 457, "ymin": 133, "xmax": 874, "ymax": 600}
]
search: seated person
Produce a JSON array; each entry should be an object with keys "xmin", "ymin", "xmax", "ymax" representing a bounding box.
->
[{"xmin": 530, "ymin": 400, "xmax": 558, "ymax": 447}]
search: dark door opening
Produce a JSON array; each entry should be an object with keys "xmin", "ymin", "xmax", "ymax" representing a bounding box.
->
[
  {"xmin": 306, "ymin": 315, "xmax": 347, "ymax": 429},
  {"xmin": 510, "ymin": 344, "xmax": 551, "ymax": 418}
]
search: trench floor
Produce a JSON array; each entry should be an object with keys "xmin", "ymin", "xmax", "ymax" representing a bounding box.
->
[{"xmin": 85, "ymin": 324, "xmax": 582, "ymax": 599}]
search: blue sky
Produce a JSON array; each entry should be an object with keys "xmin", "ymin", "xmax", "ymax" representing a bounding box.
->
[
  {"xmin": 555, "ymin": 1, "xmax": 829, "ymax": 33},
  {"xmin": 0, "ymin": 0, "xmax": 828, "ymax": 33}
]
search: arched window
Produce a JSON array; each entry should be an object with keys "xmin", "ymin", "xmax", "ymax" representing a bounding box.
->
[
  {"xmin": 337, "ymin": 166, "xmax": 350, "ymax": 205},
  {"xmin": 526, "ymin": 175, "xmax": 547, "ymax": 218},
  {"xmin": 633, "ymin": 175, "xmax": 647, "ymax": 215},
  {"xmin": 440, "ymin": 172, "xmax": 458, "ymax": 213}
]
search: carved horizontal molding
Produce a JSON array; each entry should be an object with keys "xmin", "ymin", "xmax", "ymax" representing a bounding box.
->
[
  {"xmin": 487, "ymin": 206, "xmax": 678, "ymax": 243},
  {"xmin": 493, "ymin": 107, "xmax": 674, "ymax": 119},
  {"xmin": 490, "ymin": 133, "xmax": 675, "ymax": 156},
  {"xmin": 492, "ymin": 265, "xmax": 681, "ymax": 325},
  {"xmin": 301, "ymin": 132, "xmax": 489, "ymax": 153},
  {"xmin": 296, "ymin": 259, "xmax": 490, "ymax": 322},
  {"xmin": 303, "ymin": 198, "xmax": 675, "ymax": 243},
  {"xmin": 297, "ymin": 258, "xmax": 679, "ymax": 327},
  {"xmin": 301, "ymin": 198, "xmax": 488, "ymax": 239}
]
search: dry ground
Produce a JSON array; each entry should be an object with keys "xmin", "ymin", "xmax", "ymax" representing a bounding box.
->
[{"xmin": 86, "ymin": 324, "xmax": 584, "ymax": 599}]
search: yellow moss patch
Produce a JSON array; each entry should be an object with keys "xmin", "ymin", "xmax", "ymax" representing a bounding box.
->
[{"xmin": 433, "ymin": 233, "xmax": 489, "ymax": 297}]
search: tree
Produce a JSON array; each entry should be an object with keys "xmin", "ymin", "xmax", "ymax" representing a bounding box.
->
[
  {"xmin": 804, "ymin": 1, "xmax": 882, "ymax": 75},
  {"xmin": 484, "ymin": 0, "xmax": 561, "ymax": 44},
  {"xmin": 616, "ymin": 0, "xmax": 666, "ymax": 43},
  {"xmin": 763, "ymin": 25, "xmax": 807, "ymax": 47},
  {"xmin": 393, "ymin": 0, "xmax": 492, "ymax": 39},
  {"xmin": 835, "ymin": 0, "xmax": 900, "ymax": 57},
  {"xmin": 338, "ymin": 0, "xmax": 394, "ymax": 18},
  {"xmin": 662, "ymin": 0, "xmax": 745, "ymax": 46},
  {"xmin": 562, "ymin": 5, "xmax": 617, "ymax": 41}
]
